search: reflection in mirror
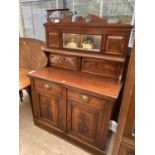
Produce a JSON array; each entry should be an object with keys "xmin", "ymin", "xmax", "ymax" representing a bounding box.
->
[{"xmin": 63, "ymin": 33, "xmax": 102, "ymax": 52}]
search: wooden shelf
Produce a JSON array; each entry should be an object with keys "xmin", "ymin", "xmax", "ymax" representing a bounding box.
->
[{"xmin": 42, "ymin": 46, "xmax": 126, "ymax": 63}]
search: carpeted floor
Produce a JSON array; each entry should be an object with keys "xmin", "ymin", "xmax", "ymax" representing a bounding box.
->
[{"xmin": 19, "ymin": 90, "xmax": 114, "ymax": 155}]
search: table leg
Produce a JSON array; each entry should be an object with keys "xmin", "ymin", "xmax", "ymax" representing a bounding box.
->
[
  {"xmin": 26, "ymin": 86, "xmax": 34, "ymax": 115},
  {"xmin": 19, "ymin": 90, "xmax": 23, "ymax": 102},
  {"xmin": 26, "ymin": 86, "xmax": 31, "ymax": 99}
]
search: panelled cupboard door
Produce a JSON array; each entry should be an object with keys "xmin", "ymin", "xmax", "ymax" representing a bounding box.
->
[
  {"xmin": 67, "ymin": 99, "xmax": 98, "ymax": 145},
  {"xmin": 34, "ymin": 88, "xmax": 62, "ymax": 130},
  {"xmin": 67, "ymin": 91, "xmax": 114, "ymax": 150}
]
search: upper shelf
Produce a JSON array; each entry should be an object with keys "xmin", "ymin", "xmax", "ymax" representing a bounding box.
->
[{"xmin": 42, "ymin": 46, "xmax": 126, "ymax": 63}]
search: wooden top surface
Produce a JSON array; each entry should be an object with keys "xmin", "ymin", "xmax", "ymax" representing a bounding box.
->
[
  {"xmin": 19, "ymin": 67, "xmax": 31, "ymax": 90},
  {"xmin": 28, "ymin": 67, "xmax": 122, "ymax": 100}
]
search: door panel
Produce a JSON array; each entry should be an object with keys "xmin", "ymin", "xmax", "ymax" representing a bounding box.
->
[
  {"xmin": 67, "ymin": 99, "xmax": 108, "ymax": 148},
  {"xmin": 39, "ymin": 95, "xmax": 59, "ymax": 124},
  {"xmin": 35, "ymin": 88, "xmax": 61, "ymax": 128},
  {"xmin": 69, "ymin": 102, "xmax": 98, "ymax": 141}
]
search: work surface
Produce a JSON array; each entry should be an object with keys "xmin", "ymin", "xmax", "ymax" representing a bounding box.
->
[
  {"xmin": 19, "ymin": 67, "xmax": 31, "ymax": 90},
  {"xmin": 28, "ymin": 67, "xmax": 122, "ymax": 100}
]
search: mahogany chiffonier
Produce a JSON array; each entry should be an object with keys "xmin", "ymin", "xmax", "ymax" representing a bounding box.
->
[{"xmin": 28, "ymin": 9, "xmax": 133, "ymax": 155}]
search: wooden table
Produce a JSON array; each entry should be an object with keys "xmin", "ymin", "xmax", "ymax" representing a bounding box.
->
[{"xmin": 19, "ymin": 67, "xmax": 31, "ymax": 101}]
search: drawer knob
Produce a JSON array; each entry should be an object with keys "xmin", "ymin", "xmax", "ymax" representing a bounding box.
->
[
  {"xmin": 44, "ymin": 84, "xmax": 51, "ymax": 90},
  {"xmin": 80, "ymin": 94, "xmax": 90, "ymax": 102}
]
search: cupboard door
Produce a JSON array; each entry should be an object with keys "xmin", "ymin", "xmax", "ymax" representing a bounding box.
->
[
  {"xmin": 67, "ymin": 90, "xmax": 114, "ymax": 149},
  {"xmin": 34, "ymin": 88, "xmax": 62, "ymax": 130},
  {"xmin": 67, "ymin": 100, "xmax": 98, "ymax": 144}
]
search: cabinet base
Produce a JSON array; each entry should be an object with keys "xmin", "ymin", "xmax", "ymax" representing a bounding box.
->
[{"xmin": 34, "ymin": 119, "xmax": 107, "ymax": 155}]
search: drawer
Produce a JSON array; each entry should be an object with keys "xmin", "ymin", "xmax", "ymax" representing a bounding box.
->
[
  {"xmin": 68, "ymin": 90, "xmax": 107, "ymax": 109},
  {"xmin": 81, "ymin": 58, "xmax": 122, "ymax": 79},
  {"xmin": 49, "ymin": 54, "xmax": 79, "ymax": 70},
  {"xmin": 105, "ymin": 35, "xmax": 128, "ymax": 56},
  {"xmin": 34, "ymin": 79, "xmax": 62, "ymax": 94}
]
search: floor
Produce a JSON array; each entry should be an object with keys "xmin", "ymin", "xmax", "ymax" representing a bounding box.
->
[{"xmin": 19, "ymin": 90, "xmax": 115, "ymax": 155}]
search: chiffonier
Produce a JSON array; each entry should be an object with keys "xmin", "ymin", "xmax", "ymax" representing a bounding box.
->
[{"xmin": 28, "ymin": 9, "xmax": 133, "ymax": 155}]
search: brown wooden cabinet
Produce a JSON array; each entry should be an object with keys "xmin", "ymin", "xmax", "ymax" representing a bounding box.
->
[
  {"xmin": 28, "ymin": 10, "xmax": 133, "ymax": 155},
  {"xmin": 29, "ymin": 67, "xmax": 123, "ymax": 154}
]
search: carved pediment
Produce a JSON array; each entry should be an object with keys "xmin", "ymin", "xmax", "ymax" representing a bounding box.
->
[{"xmin": 46, "ymin": 9, "xmax": 106, "ymax": 24}]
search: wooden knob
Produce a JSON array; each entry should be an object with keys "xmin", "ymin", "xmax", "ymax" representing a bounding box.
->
[
  {"xmin": 80, "ymin": 94, "xmax": 90, "ymax": 102},
  {"xmin": 44, "ymin": 84, "xmax": 51, "ymax": 90}
]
